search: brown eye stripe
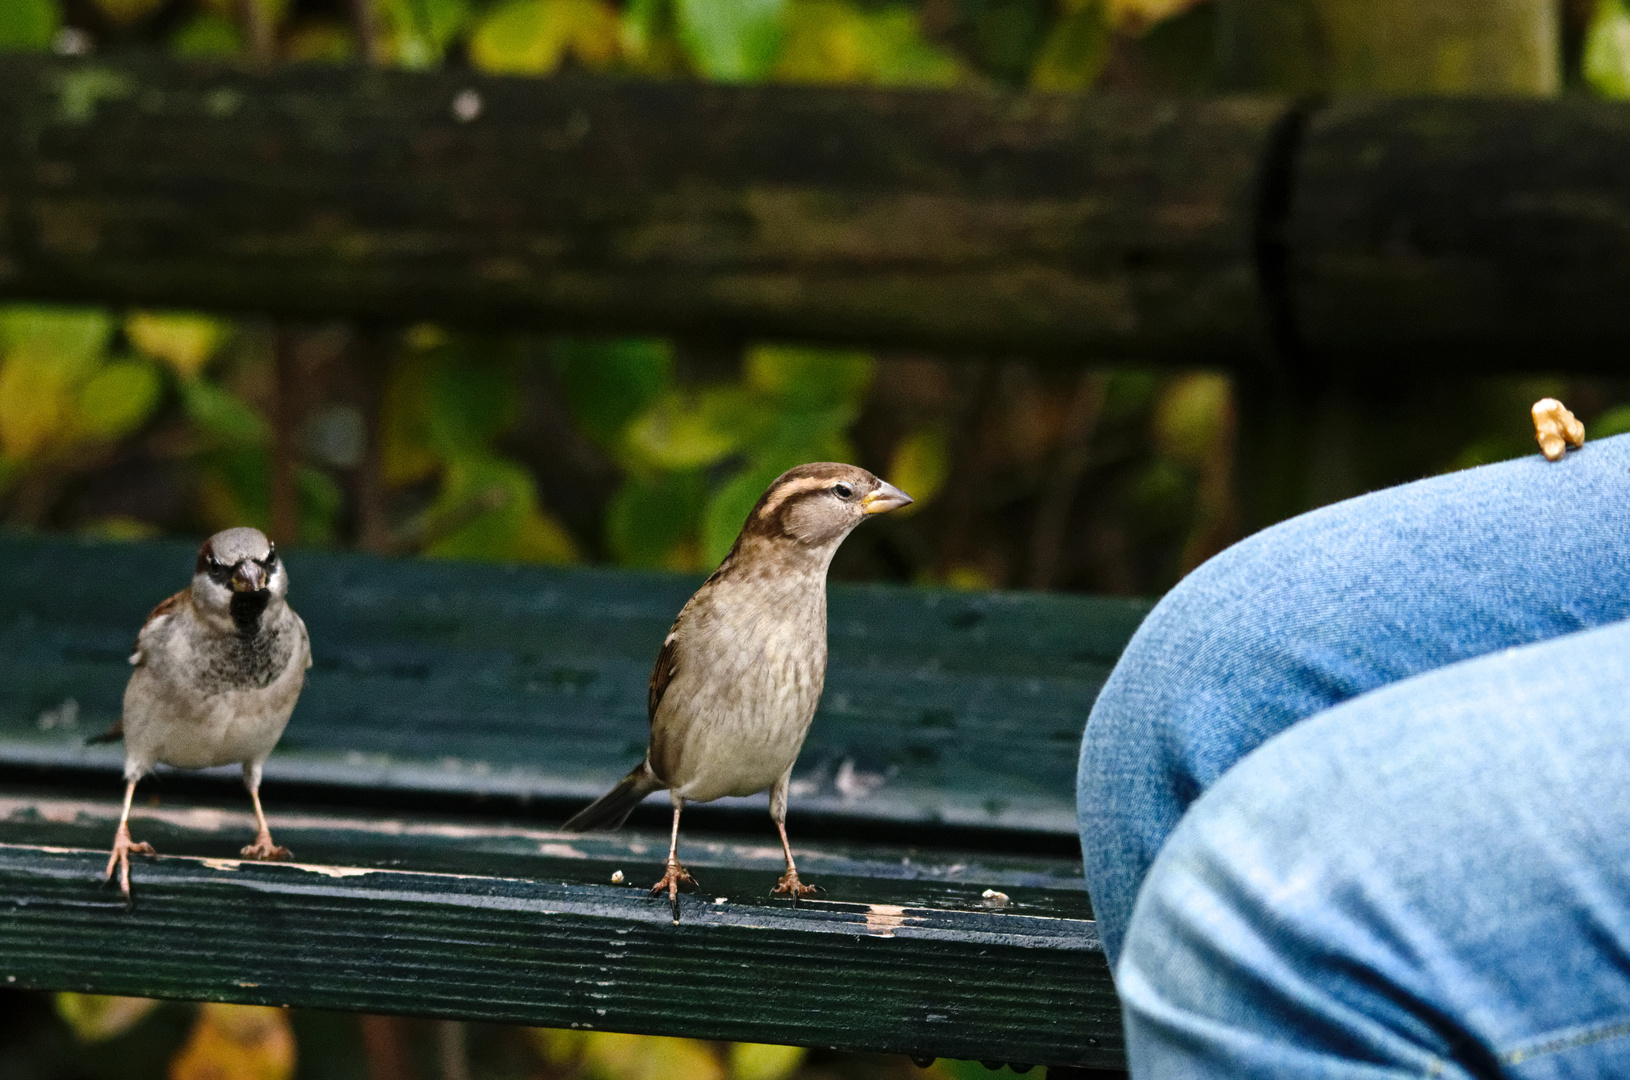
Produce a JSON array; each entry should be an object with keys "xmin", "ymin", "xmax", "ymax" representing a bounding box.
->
[{"xmin": 755, "ymin": 476, "xmax": 835, "ymax": 520}]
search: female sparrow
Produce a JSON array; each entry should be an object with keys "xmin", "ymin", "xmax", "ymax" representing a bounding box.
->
[
  {"xmin": 564, "ymin": 463, "xmax": 911, "ymax": 921},
  {"xmin": 92, "ymin": 527, "xmax": 312, "ymax": 899}
]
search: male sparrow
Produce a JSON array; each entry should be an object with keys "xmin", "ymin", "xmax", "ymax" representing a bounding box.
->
[
  {"xmin": 563, "ymin": 463, "xmax": 911, "ymax": 921},
  {"xmin": 91, "ymin": 527, "xmax": 312, "ymax": 899}
]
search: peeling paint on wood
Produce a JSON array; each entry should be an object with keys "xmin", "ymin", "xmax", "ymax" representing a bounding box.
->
[{"xmin": 0, "ymin": 795, "xmax": 1120, "ymax": 1068}]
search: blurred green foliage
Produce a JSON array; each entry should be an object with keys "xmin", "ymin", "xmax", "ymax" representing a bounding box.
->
[{"xmin": 1587, "ymin": 0, "xmax": 1630, "ymax": 97}]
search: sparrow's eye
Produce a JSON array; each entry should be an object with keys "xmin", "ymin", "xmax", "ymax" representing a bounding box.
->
[
  {"xmin": 206, "ymin": 560, "xmax": 233, "ymax": 585},
  {"xmin": 261, "ymin": 549, "xmax": 278, "ymax": 571},
  {"xmin": 832, "ymin": 483, "xmax": 854, "ymax": 500}
]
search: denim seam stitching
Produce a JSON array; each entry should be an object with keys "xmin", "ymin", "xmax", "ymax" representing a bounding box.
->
[{"xmin": 1499, "ymin": 1016, "xmax": 1630, "ymax": 1065}]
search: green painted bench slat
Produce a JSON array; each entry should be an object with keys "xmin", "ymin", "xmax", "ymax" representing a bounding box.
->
[
  {"xmin": 0, "ymin": 791, "xmax": 1123, "ymax": 1070},
  {"xmin": 0, "ymin": 534, "xmax": 1149, "ymax": 839},
  {"xmin": 0, "ymin": 532, "xmax": 1147, "ymax": 1071}
]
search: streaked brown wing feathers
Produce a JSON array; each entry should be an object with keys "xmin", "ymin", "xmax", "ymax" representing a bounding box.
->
[
  {"xmin": 648, "ymin": 625, "xmax": 680, "ymax": 724},
  {"xmin": 130, "ymin": 589, "xmax": 187, "ymax": 665}
]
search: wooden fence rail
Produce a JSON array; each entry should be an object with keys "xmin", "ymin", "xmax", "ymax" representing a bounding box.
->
[{"xmin": 3, "ymin": 55, "xmax": 1629, "ymax": 374}]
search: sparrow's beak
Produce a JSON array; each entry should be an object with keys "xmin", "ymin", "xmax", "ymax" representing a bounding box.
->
[
  {"xmin": 231, "ymin": 561, "xmax": 268, "ymax": 593},
  {"xmin": 861, "ymin": 481, "xmax": 913, "ymax": 515}
]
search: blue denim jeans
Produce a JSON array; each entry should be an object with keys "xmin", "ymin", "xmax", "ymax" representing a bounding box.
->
[{"xmin": 1077, "ymin": 433, "xmax": 1630, "ymax": 1077}]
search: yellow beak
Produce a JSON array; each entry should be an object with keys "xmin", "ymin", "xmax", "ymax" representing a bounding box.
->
[{"xmin": 861, "ymin": 481, "xmax": 913, "ymax": 515}]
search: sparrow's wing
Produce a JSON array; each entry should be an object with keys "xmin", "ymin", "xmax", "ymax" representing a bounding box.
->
[
  {"xmin": 93, "ymin": 589, "xmax": 187, "ymax": 746},
  {"xmin": 128, "ymin": 589, "xmax": 187, "ymax": 667},
  {"xmin": 648, "ymin": 626, "xmax": 680, "ymax": 724}
]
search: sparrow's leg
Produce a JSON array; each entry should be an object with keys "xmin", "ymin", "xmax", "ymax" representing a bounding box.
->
[
  {"xmin": 768, "ymin": 772, "xmax": 820, "ymax": 902},
  {"xmin": 240, "ymin": 762, "xmax": 291, "ymax": 861},
  {"xmin": 104, "ymin": 778, "xmax": 155, "ymax": 901},
  {"xmin": 649, "ymin": 795, "xmax": 697, "ymax": 923}
]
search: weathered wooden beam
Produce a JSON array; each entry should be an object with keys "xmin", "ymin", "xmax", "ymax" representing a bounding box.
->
[
  {"xmin": 0, "ymin": 54, "xmax": 1278, "ymax": 366},
  {"xmin": 1289, "ymin": 96, "xmax": 1630, "ymax": 375},
  {"xmin": 3, "ymin": 55, "xmax": 1626, "ymax": 373}
]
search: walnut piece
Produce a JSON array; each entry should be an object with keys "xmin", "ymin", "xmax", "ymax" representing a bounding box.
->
[{"xmin": 1532, "ymin": 398, "xmax": 1585, "ymax": 462}]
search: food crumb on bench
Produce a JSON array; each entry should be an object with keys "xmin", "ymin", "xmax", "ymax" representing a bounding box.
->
[{"xmin": 981, "ymin": 888, "xmax": 1010, "ymax": 909}]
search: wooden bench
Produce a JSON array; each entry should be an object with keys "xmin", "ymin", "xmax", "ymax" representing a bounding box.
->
[{"xmin": 0, "ymin": 531, "xmax": 1147, "ymax": 1074}]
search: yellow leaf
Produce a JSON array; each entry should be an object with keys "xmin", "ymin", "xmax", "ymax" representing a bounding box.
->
[
  {"xmin": 864, "ymin": 7, "xmax": 962, "ymax": 86},
  {"xmin": 126, "ymin": 312, "xmax": 229, "ymax": 379},
  {"xmin": 943, "ymin": 564, "xmax": 995, "ymax": 590},
  {"xmin": 469, "ymin": 0, "xmax": 620, "ymax": 75},
  {"xmin": 1152, "ymin": 373, "xmax": 1231, "ymax": 467},
  {"xmin": 55, "ymin": 993, "xmax": 162, "ymax": 1042},
  {"xmin": 513, "ymin": 504, "xmax": 582, "ymax": 563},
  {"xmin": 625, "ymin": 387, "xmax": 759, "ymax": 469},
  {"xmin": 80, "ymin": 515, "xmax": 163, "ymax": 540},
  {"xmin": 774, "ymin": 1, "xmax": 959, "ymax": 86},
  {"xmin": 422, "ymin": 454, "xmax": 580, "ymax": 564},
  {"xmin": 168, "ymin": 1003, "xmax": 295, "ymax": 1080},
  {"xmin": 76, "ymin": 359, "xmax": 163, "ymax": 443},
  {"xmin": 405, "ymin": 323, "xmax": 450, "ymax": 351},
  {"xmin": 776, "ymin": 0, "xmax": 872, "ymax": 83},
  {"xmin": 886, "ymin": 426, "xmax": 949, "ymax": 515},
  {"xmin": 0, "ymin": 306, "xmax": 112, "ymax": 461},
  {"xmin": 1030, "ymin": 0, "xmax": 1110, "ymax": 92},
  {"xmin": 1587, "ymin": 0, "xmax": 1630, "ymax": 98},
  {"xmin": 380, "ymin": 352, "xmax": 440, "ymax": 486},
  {"xmin": 0, "ymin": 357, "xmax": 78, "ymax": 460},
  {"xmin": 746, "ymin": 344, "xmax": 873, "ymax": 407},
  {"xmin": 529, "ymin": 1027, "xmax": 590, "ymax": 1067},
  {"xmin": 580, "ymin": 1032, "xmax": 726, "ymax": 1080},
  {"xmin": 729, "ymin": 1042, "xmax": 807, "ymax": 1080}
]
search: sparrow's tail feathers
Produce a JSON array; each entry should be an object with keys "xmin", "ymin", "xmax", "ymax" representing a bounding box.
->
[
  {"xmin": 85, "ymin": 721, "xmax": 124, "ymax": 746},
  {"xmin": 563, "ymin": 763, "xmax": 661, "ymax": 832}
]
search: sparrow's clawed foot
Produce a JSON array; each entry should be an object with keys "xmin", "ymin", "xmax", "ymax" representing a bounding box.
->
[
  {"xmin": 771, "ymin": 868, "xmax": 822, "ymax": 902},
  {"xmin": 104, "ymin": 826, "xmax": 156, "ymax": 901},
  {"xmin": 650, "ymin": 861, "xmax": 698, "ymax": 923},
  {"xmin": 240, "ymin": 832, "xmax": 291, "ymax": 861}
]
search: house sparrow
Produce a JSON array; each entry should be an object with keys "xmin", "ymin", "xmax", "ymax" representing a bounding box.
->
[
  {"xmin": 90, "ymin": 527, "xmax": 312, "ymax": 899},
  {"xmin": 563, "ymin": 463, "xmax": 911, "ymax": 921}
]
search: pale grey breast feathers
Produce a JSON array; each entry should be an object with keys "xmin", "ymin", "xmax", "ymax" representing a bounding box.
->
[
  {"xmin": 648, "ymin": 565, "xmax": 828, "ymax": 786},
  {"xmin": 138, "ymin": 596, "xmax": 306, "ymax": 696}
]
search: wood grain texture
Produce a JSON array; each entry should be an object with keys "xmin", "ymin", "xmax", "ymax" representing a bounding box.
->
[
  {"xmin": 1289, "ymin": 97, "xmax": 1630, "ymax": 374},
  {"xmin": 0, "ymin": 55, "xmax": 1279, "ymax": 365},
  {"xmin": 0, "ymin": 533, "xmax": 1149, "ymax": 839},
  {"xmin": 0, "ymin": 792, "xmax": 1122, "ymax": 1069}
]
